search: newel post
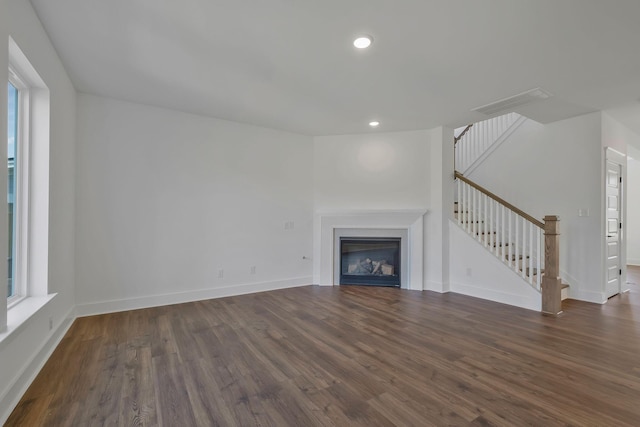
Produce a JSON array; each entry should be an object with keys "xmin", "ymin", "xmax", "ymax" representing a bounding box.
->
[{"xmin": 541, "ymin": 215, "xmax": 562, "ymax": 315}]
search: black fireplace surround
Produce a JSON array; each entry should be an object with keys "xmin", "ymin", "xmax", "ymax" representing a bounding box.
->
[{"xmin": 339, "ymin": 237, "xmax": 401, "ymax": 287}]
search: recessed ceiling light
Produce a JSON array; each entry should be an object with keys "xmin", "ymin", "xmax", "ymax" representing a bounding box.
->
[
  {"xmin": 369, "ymin": 121, "xmax": 380, "ymax": 127},
  {"xmin": 354, "ymin": 36, "xmax": 373, "ymax": 49}
]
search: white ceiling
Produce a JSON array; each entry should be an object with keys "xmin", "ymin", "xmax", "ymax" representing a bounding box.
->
[{"xmin": 29, "ymin": 0, "xmax": 640, "ymax": 136}]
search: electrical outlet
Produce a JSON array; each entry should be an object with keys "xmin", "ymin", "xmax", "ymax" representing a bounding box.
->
[
  {"xmin": 284, "ymin": 221, "xmax": 295, "ymax": 230},
  {"xmin": 250, "ymin": 266, "xmax": 256, "ymax": 275},
  {"xmin": 218, "ymin": 269, "xmax": 224, "ymax": 279}
]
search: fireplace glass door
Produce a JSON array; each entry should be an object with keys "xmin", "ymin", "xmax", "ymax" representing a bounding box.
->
[{"xmin": 340, "ymin": 237, "xmax": 401, "ymax": 287}]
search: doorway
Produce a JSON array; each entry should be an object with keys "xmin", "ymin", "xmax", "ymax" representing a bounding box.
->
[{"xmin": 605, "ymin": 148, "xmax": 625, "ymax": 298}]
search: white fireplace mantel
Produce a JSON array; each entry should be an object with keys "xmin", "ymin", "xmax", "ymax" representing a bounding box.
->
[{"xmin": 313, "ymin": 209, "xmax": 427, "ymax": 290}]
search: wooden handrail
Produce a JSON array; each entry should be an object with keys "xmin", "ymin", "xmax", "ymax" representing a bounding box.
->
[
  {"xmin": 455, "ymin": 171, "xmax": 544, "ymax": 229},
  {"xmin": 454, "ymin": 124, "xmax": 473, "ymax": 144}
]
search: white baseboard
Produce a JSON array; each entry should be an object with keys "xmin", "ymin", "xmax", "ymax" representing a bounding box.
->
[
  {"xmin": 627, "ymin": 258, "xmax": 640, "ymax": 266},
  {"xmin": 567, "ymin": 288, "xmax": 606, "ymax": 304},
  {"xmin": 450, "ymin": 281, "xmax": 541, "ymax": 312},
  {"xmin": 424, "ymin": 280, "xmax": 449, "ymax": 293},
  {"xmin": 76, "ymin": 277, "xmax": 313, "ymax": 317},
  {"xmin": 0, "ymin": 307, "xmax": 75, "ymax": 425},
  {"xmin": 558, "ymin": 270, "xmax": 606, "ymax": 304}
]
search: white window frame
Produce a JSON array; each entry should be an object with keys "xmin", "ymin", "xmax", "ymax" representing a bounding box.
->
[
  {"xmin": 5, "ymin": 35, "xmax": 50, "ymax": 314},
  {"xmin": 7, "ymin": 67, "xmax": 31, "ymax": 309},
  {"xmin": 0, "ymin": 37, "xmax": 51, "ymax": 338}
]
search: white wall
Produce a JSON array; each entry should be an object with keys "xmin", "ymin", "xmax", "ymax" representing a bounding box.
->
[
  {"xmin": 466, "ymin": 113, "xmax": 604, "ymax": 303},
  {"xmin": 602, "ymin": 112, "xmax": 632, "ymax": 155},
  {"xmin": 75, "ymin": 95, "xmax": 313, "ymax": 314},
  {"xmin": 425, "ymin": 127, "xmax": 454, "ymax": 292},
  {"xmin": 449, "ymin": 220, "xmax": 542, "ymax": 311},
  {"xmin": 0, "ymin": 0, "xmax": 77, "ymax": 423},
  {"xmin": 313, "ymin": 130, "xmax": 430, "ymax": 211},
  {"xmin": 312, "ymin": 130, "xmax": 431, "ymax": 286},
  {"xmin": 627, "ymin": 146, "xmax": 640, "ymax": 265}
]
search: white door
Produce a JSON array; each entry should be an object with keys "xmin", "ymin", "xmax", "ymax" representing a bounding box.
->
[{"xmin": 606, "ymin": 160, "xmax": 622, "ymax": 298}]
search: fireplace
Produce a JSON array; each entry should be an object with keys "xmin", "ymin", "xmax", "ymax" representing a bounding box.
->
[
  {"xmin": 340, "ymin": 237, "xmax": 401, "ymax": 287},
  {"xmin": 315, "ymin": 210, "xmax": 426, "ymax": 289}
]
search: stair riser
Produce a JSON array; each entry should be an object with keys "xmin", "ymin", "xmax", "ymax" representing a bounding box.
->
[{"xmin": 472, "ymin": 238, "xmax": 540, "ymax": 268}]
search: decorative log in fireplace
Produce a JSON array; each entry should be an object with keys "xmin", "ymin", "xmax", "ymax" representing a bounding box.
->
[{"xmin": 340, "ymin": 237, "xmax": 401, "ymax": 287}]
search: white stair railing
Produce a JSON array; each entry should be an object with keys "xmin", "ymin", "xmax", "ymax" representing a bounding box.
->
[
  {"xmin": 456, "ymin": 172, "xmax": 544, "ymax": 291},
  {"xmin": 454, "ymin": 112, "xmax": 521, "ymax": 173}
]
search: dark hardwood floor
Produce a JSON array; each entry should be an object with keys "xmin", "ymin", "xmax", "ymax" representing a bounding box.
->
[{"xmin": 6, "ymin": 279, "xmax": 640, "ymax": 426}]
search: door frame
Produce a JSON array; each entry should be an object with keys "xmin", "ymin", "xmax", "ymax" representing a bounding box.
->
[{"xmin": 603, "ymin": 147, "xmax": 628, "ymax": 299}]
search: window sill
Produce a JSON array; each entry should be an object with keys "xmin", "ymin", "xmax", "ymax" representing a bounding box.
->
[
  {"xmin": 7, "ymin": 295, "xmax": 27, "ymax": 310},
  {"xmin": 0, "ymin": 293, "xmax": 57, "ymax": 346}
]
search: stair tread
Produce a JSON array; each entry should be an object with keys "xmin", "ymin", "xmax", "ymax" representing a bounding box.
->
[
  {"xmin": 505, "ymin": 254, "xmax": 529, "ymax": 260},
  {"xmin": 521, "ymin": 267, "xmax": 544, "ymax": 277}
]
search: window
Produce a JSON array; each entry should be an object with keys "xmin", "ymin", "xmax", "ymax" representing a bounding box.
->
[
  {"xmin": 4, "ymin": 37, "xmax": 50, "ymax": 311},
  {"xmin": 6, "ymin": 66, "xmax": 30, "ymax": 307},
  {"xmin": 7, "ymin": 81, "xmax": 18, "ymax": 301},
  {"xmin": 1, "ymin": 37, "xmax": 51, "ymax": 336}
]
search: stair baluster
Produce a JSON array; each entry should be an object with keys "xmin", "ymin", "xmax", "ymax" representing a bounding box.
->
[
  {"xmin": 454, "ymin": 112, "xmax": 523, "ymax": 173},
  {"xmin": 455, "ymin": 172, "xmax": 564, "ymax": 313}
]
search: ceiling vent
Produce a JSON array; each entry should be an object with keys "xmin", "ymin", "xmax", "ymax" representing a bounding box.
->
[{"xmin": 472, "ymin": 87, "xmax": 552, "ymax": 115}]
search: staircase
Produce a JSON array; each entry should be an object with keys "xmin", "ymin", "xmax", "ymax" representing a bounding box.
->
[
  {"xmin": 455, "ymin": 112, "xmax": 526, "ymax": 174},
  {"xmin": 453, "ymin": 114, "xmax": 569, "ymax": 315}
]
